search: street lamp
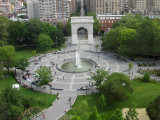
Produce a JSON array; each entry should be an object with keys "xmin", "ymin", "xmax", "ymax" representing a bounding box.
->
[
  {"xmin": 86, "ymin": 85, "xmax": 88, "ymax": 95},
  {"xmin": 56, "ymin": 37, "xmax": 57, "ymax": 47},
  {"xmin": 97, "ymin": 51, "xmax": 100, "ymax": 59},
  {"xmin": 58, "ymin": 51, "xmax": 60, "ymax": 60}
]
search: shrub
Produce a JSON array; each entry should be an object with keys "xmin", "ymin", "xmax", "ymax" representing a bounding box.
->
[
  {"xmin": 142, "ymin": 72, "xmax": 150, "ymax": 82},
  {"xmin": 146, "ymin": 95, "xmax": 160, "ymax": 120},
  {"xmin": 99, "ymin": 73, "xmax": 133, "ymax": 101}
]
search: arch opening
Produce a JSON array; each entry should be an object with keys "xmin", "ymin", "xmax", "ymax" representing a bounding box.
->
[{"xmin": 77, "ymin": 27, "xmax": 88, "ymax": 41}]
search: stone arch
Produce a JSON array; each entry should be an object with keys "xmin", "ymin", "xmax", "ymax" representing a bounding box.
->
[{"xmin": 71, "ymin": 16, "xmax": 94, "ymax": 44}]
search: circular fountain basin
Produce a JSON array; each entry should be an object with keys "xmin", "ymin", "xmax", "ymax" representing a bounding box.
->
[{"xmin": 57, "ymin": 58, "xmax": 97, "ymax": 73}]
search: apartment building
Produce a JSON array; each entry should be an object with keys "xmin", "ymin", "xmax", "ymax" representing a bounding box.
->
[
  {"xmin": 27, "ymin": 0, "xmax": 74, "ymax": 24},
  {"xmin": 26, "ymin": 0, "xmax": 39, "ymax": 19},
  {"xmin": 0, "ymin": 2, "xmax": 14, "ymax": 13}
]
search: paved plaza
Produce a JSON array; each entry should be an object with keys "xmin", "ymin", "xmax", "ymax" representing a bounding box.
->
[{"xmin": 15, "ymin": 37, "xmax": 160, "ymax": 120}]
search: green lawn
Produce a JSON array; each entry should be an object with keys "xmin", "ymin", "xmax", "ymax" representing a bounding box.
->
[
  {"xmin": 0, "ymin": 72, "xmax": 57, "ymax": 119},
  {"xmin": 16, "ymin": 46, "xmax": 62, "ymax": 59},
  {"xmin": 67, "ymin": 80, "xmax": 160, "ymax": 119}
]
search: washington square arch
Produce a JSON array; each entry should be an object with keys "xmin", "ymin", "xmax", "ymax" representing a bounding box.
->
[{"xmin": 71, "ymin": 16, "xmax": 94, "ymax": 45}]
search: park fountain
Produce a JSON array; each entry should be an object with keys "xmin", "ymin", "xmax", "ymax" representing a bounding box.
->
[
  {"xmin": 75, "ymin": 51, "xmax": 81, "ymax": 68},
  {"xmin": 57, "ymin": 51, "xmax": 97, "ymax": 73}
]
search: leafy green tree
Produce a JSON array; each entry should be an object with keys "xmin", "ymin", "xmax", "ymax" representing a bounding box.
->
[
  {"xmin": 0, "ymin": 45, "xmax": 17, "ymax": 74},
  {"xmin": 15, "ymin": 57, "xmax": 29, "ymax": 71},
  {"xmin": 117, "ymin": 28, "xmax": 137, "ymax": 55},
  {"xmin": 0, "ymin": 64, "xmax": 4, "ymax": 80},
  {"xmin": 128, "ymin": 62, "xmax": 133, "ymax": 72},
  {"xmin": 32, "ymin": 50, "xmax": 37, "ymax": 56},
  {"xmin": 65, "ymin": 21, "xmax": 71, "ymax": 36},
  {"xmin": 36, "ymin": 33, "xmax": 53, "ymax": 51},
  {"xmin": 25, "ymin": 18, "xmax": 42, "ymax": 45},
  {"xmin": 142, "ymin": 72, "xmax": 150, "ymax": 82},
  {"xmin": 99, "ymin": 72, "xmax": 133, "ymax": 101},
  {"xmin": 99, "ymin": 94, "xmax": 106, "ymax": 108},
  {"xmin": 89, "ymin": 106, "xmax": 102, "ymax": 120},
  {"xmin": 95, "ymin": 44, "xmax": 99, "ymax": 51},
  {"xmin": 0, "ymin": 87, "xmax": 24, "ymax": 120},
  {"xmin": 56, "ymin": 22, "xmax": 63, "ymax": 32},
  {"xmin": 104, "ymin": 109, "xmax": 123, "ymax": 120},
  {"xmin": 0, "ymin": 16, "xmax": 9, "ymax": 46},
  {"xmin": 41, "ymin": 22, "xmax": 65, "ymax": 46},
  {"xmin": 36, "ymin": 66, "xmax": 53, "ymax": 86},
  {"xmin": 88, "ymin": 69, "xmax": 108, "ymax": 88},
  {"xmin": 8, "ymin": 21, "xmax": 27, "ymax": 45},
  {"xmin": 147, "ymin": 95, "xmax": 160, "ymax": 120},
  {"xmin": 125, "ymin": 103, "xmax": 139, "ymax": 120},
  {"xmin": 81, "ymin": 100, "xmax": 88, "ymax": 110},
  {"xmin": 71, "ymin": 115, "xmax": 82, "ymax": 120}
]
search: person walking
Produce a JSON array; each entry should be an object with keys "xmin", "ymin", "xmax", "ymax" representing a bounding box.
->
[{"xmin": 43, "ymin": 113, "xmax": 45, "ymax": 119}]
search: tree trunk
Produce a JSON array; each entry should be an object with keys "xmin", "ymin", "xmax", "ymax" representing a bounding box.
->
[{"xmin": 8, "ymin": 67, "xmax": 10, "ymax": 74}]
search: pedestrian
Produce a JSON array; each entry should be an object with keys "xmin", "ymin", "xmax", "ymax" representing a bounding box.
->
[
  {"xmin": 55, "ymin": 71, "xmax": 56, "ymax": 75},
  {"xmin": 43, "ymin": 113, "xmax": 45, "ymax": 119}
]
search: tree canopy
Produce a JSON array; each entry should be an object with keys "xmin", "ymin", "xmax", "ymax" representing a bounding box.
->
[
  {"xmin": 36, "ymin": 33, "xmax": 53, "ymax": 51},
  {"xmin": 0, "ymin": 45, "xmax": 17, "ymax": 74},
  {"xmin": 102, "ymin": 14, "xmax": 160, "ymax": 57},
  {"xmin": 36, "ymin": 66, "xmax": 53, "ymax": 86},
  {"xmin": 99, "ymin": 72, "xmax": 133, "ymax": 101}
]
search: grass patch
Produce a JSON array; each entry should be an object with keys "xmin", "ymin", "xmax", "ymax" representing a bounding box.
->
[
  {"xmin": 0, "ymin": 72, "xmax": 57, "ymax": 119},
  {"xmin": 67, "ymin": 80, "xmax": 160, "ymax": 119},
  {"xmin": 16, "ymin": 46, "xmax": 62, "ymax": 59}
]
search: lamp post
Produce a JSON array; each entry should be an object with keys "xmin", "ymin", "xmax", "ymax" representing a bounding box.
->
[
  {"xmin": 58, "ymin": 51, "xmax": 60, "ymax": 60},
  {"xmin": 86, "ymin": 85, "xmax": 88, "ymax": 95},
  {"xmin": 56, "ymin": 37, "xmax": 57, "ymax": 47},
  {"xmin": 97, "ymin": 51, "xmax": 100, "ymax": 59}
]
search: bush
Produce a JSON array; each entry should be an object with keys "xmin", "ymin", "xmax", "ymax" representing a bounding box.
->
[
  {"xmin": 99, "ymin": 73, "xmax": 133, "ymax": 101},
  {"xmin": 142, "ymin": 72, "xmax": 150, "ymax": 82},
  {"xmin": 146, "ymin": 95, "xmax": 160, "ymax": 120}
]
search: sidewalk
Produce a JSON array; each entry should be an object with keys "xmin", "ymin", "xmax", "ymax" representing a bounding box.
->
[{"xmin": 36, "ymin": 94, "xmax": 77, "ymax": 120}]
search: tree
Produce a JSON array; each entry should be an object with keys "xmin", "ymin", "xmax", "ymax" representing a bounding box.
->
[
  {"xmin": 124, "ymin": 103, "xmax": 139, "ymax": 120},
  {"xmin": 0, "ymin": 45, "xmax": 17, "ymax": 74},
  {"xmin": 62, "ymin": 44, "xmax": 66, "ymax": 52},
  {"xmin": 116, "ymin": 28, "xmax": 137, "ymax": 55},
  {"xmin": 65, "ymin": 21, "xmax": 71, "ymax": 36},
  {"xmin": 56, "ymin": 22, "xmax": 63, "ymax": 32},
  {"xmin": 128, "ymin": 62, "xmax": 133, "ymax": 73},
  {"xmin": 8, "ymin": 21, "xmax": 27, "ymax": 45},
  {"xmin": 0, "ymin": 16, "xmax": 9, "ymax": 46},
  {"xmin": 71, "ymin": 115, "xmax": 82, "ymax": 120},
  {"xmin": 147, "ymin": 95, "xmax": 160, "ymax": 120},
  {"xmin": 0, "ymin": 64, "xmax": 4, "ymax": 80},
  {"xmin": 32, "ymin": 50, "xmax": 37, "ymax": 56},
  {"xmin": 25, "ymin": 18, "xmax": 42, "ymax": 45},
  {"xmin": 104, "ymin": 109, "xmax": 123, "ymax": 120},
  {"xmin": 89, "ymin": 106, "xmax": 101, "ymax": 120},
  {"xmin": 99, "ymin": 94, "xmax": 106, "ymax": 108},
  {"xmin": 0, "ymin": 87, "xmax": 24, "ymax": 120},
  {"xmin": 88, "ymin": 69, "xmax": 108, "ymax": 88},
  {"xmin": 15, "ymin": 57, "xmax": 29, "ymax": 71},
  {"xmin": 95, "ymin": 44, "xmax": 99, "ymax": 51},
  {"xmin": 35, "ymin": 66, "xmax": 53, "ymax": 86},
  {"xmin": 142, "ymin": 72, "xmax": 150, "ymax": 82},
  {"xmin": 99, "ymin": 72, "xmax": 133, "ymax": 101},
  {"xmin": 36, "ymin": 33, "xmax": 53, "ymax": 51}
]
